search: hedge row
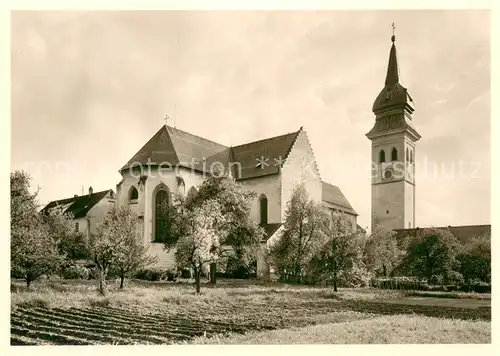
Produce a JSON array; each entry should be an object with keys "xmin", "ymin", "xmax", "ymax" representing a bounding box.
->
[{"xmin": 371, "ymin": 277, "xmax": 491, "ymax": 293}]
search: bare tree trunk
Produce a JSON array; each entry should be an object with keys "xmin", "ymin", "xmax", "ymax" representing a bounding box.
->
[
  {"xmin": 382, "ymin": 264, "xmax": 387, "ymax": 277},
  {"xmin": 26, "ymin": 278, "xmax": 31, "ymax": 289},
  {"xmin": 120, "ymin": 274, "xmax": 125, "ymax": 289},
  {"xmin": 194, "ymin": 268, "xmax": 201, "ymax": 294},
  {"xmin": 210, "ymin": 263, "xmax": 217, "ymax": 284},
  {"xmin": 333, "ymin": 271, "xmax": 338, "ymax": 292},
  {"xmin": 98, "ymin": 268, "xmax": 108, "ymax": 296}
]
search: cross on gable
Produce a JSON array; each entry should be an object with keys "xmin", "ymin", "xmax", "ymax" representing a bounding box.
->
[{"xmin": 164, "ymin": 114, "xmax": 172, "ymax": 126}]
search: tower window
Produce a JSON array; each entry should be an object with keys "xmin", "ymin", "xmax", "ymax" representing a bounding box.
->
[
  {"xmin": 410, "ymin": 150, "xmax": 413, "ymax": 163},
  {"xmin": 391, "ymin": 147, "xmax": 397, "ymax": 161},
  {"xmin": 406, "ymin": 148, "xmax": 409, "ymax": 161},
  {"xmin": 75, "ymin": 222, "xmax": 79, "ymax": 232},
  {"xmin": 379, "ymin": 150, "xmax": 386, "ymax": 163},
  {"xmin": 259, "ymin": 194, "xmax": 268, "ymax": 225}
]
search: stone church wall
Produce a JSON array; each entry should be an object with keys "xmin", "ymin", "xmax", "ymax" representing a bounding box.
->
[{"xmin": 238, "ymin": 174, "xmax": 281, "ymax": 224}]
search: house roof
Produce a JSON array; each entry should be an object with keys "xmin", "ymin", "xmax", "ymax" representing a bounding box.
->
[
  {"xmin": 321, "ymin": 181, "xmax": 357, "ymax": 215},
  {"xmin": 394, "ymin": 224, "xmax": 491, "ymax": 245},
  {"xmin": 41, "ymin": 190, "xmax": 113, "ymax": 219},
  {"xmin": 120, "ymin": 125, "xmax": 301, "ymax": 181}
]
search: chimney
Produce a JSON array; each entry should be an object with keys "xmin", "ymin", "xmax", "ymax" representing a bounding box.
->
[{"xmin": 89, "ymin": 186, "xmax": 94, "ymax": 195}]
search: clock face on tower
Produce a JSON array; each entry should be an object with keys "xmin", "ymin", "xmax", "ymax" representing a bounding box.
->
[{"xmin": 384, "ymin": 170, "xmax": 393, "ymax": 179}]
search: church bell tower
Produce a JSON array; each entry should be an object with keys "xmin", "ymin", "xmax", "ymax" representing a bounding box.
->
[{"xmin": 366, "ymin": 29, "xmax": 421, "ymax": 231}]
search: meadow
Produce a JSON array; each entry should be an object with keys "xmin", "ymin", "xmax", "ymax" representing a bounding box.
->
[{"xmin": 10, "ymin": 278, "xmax": 491, "ymax": 345}]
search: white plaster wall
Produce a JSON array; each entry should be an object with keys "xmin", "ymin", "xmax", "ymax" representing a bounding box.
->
[
  {"xmin": 72, "ymin": 217, "xmax": 89, "ymax": 239},
  {"xmin": 370, "ymin": 131, "xmax": 417, "ymax": 231},
  {"xmin": 372, "ymin": 180, "xmax": 406, "ymax": 231},
  {"xmin": 84, "ymin": 191, "xmax": 115, "ymax": 239},
  {"xmin": 280, "ymin": 130, "xmax": 322, "ymax": 221},
  {"xmin": 238, "ymin": 174, "xmax": 281, "ymax": 224}
]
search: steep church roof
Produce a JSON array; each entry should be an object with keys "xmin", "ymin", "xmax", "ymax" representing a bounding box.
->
[
  {"xmin": 41, "ymin": 189, "xmax": 113, "ymax": 219},
  {"xmin": 321, "ymin": 181, "xmax": 357, "ymax": 215},
  {"xmin": 120, "ymin": 125, "xmax": 302, "ymax": 180},
  {"xmin": 120, "ymin": 125, "xmax": 229, "ymax": 172},
  {"xmin": 367, "ymin": 33, "xmax": 421, "ymax": 141},
  {"xmin": 231, "ymin": 129, "xmax": 301, "ymax": 180},
  {"xmin": 372, "ymin": 34, "xmax": 414, "ymax": 115}
]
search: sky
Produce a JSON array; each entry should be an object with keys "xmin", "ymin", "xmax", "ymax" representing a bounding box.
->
[{"xmin": 10, "ymin": 10, "xmax": 490, "ymax": 230}]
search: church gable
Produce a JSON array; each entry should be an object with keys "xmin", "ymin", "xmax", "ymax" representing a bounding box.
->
[{"xmin": 280, "ymin": 129, "xmax": 323, "ymax": 216}]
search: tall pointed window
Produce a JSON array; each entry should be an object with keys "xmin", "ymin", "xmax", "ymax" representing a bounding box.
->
[
  {"xmin": 406, "ymin": 148, "xmax": 409, "ymax": 162},
  {"xmin": 379, "ymin": 150, "xmax": 386, "ymax": 163},
  {"xmin": 128, "ymin": 186, "xmax": 138, "ymax": 202},
  {"xmin": 391, "ymin": 147, "xmax": 398, "ymax": 161},
  {"xmin": 259, "ymin": 194, "xmax": 268, "ymax": 225},
  {"xmin": 153, "ymin": 187, "xmax": 170, "ymax": 242}
]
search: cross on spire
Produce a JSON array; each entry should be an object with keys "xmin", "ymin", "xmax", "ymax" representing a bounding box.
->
[{"xmin": 391, "ymin": 22, "xmax": 396, "ymax": 42}]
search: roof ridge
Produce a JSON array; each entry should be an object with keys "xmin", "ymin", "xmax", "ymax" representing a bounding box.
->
[
  {"xmin": 167, "ymin": 125, "xmax": 228, "ymax": 148},
  {"xmin": 231, "ymin": 128, "xmax": 301, "ymax": 149},
  {"xmin": 164, "ymin": 125, "xmax": 181, "ymax": 165},
  {"xmin": 48, "ymin": 189, "xmax": 111, "ymax": 205}
]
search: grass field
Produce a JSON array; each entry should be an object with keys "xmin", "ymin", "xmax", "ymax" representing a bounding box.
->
[{"xmin": 10, "ymin": 278, "xmax": 491, "ymax": 345}]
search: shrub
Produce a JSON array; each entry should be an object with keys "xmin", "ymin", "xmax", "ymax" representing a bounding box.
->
[
  {"xmin": 134, "ymin": 267, "xmax": 177, "ymax": 281},
  {"xmin": 429, "ymin": 275, "xmax": 443, "ymax": 285},
  {"xmin": 446, "ymin": 270, "xmax": 465, "ymax": 286},
  {"xmin": 460, "ymin": 281, "xmax": 491, "ymax": 293},
  {"xmin": 180, "ymin": 268, "xmax": 192, "ymax": 279},
  {"xmin": 337, "ymin": 265, "xmax": 373, "ymax": 288},
  {"xmin": 165, "ymin": 268, "xmax": 179, "ymax": 281},
  {"xmin": 60, "ymin": 264, "xmax": 90, "ymax": 280},
  {"xmin": 372, "ymin": 276, "xmax": 426, "ymax": 290}
]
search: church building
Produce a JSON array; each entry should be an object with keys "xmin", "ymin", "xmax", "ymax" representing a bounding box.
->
[
  {"xmin": 114, "ymin": 125, "xmax": 358, "ymax": 277},
  {"xmin": 41, "ymin": 31, "xmax": 489, "ymax": 279}
]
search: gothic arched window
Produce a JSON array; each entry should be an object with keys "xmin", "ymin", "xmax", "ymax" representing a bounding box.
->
[
  {"xmin": 379, "ymin": 150, "xmax": 386, "ymax": 163},
  {"xmin": 410, "ymin": 150, "xmax": 414, "ymax": 164},
  {"xmin": 391, "ymin": 147, "xmax": 398, "ymax": 161},
  {"xmin": 153, "ymin": 187, "xmax": 170, "ymax": 242},
  {"xmin": 406, "ymin": 148, "xmax": 409, "ymax": 162},
  {"xmin": 128, "ymin": 186, "xmax": 138, "ymax": 202},
  {"xmin": 259, "ymin": 194, "xmax": 268, "ymax": 225}
]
